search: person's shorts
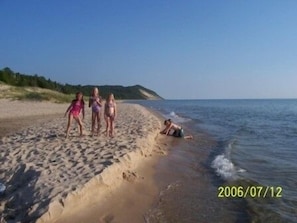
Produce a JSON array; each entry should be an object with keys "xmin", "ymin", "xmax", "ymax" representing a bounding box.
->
[{"xmin": 173, "ymin": 128, "xmax": 184, "ymax": 138}]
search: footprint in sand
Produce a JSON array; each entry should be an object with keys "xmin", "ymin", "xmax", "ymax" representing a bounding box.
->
[
  {"xmin": 102, "ymin": 214, "xmax": 114, "ymax": 223},
  {"xmin": 122, "ymin": 171, "xmax": 137, "ymax": 183}
]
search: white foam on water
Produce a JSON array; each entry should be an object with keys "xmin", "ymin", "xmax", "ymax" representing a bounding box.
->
[
  {"xmin": 0, "ymin": 183, "xmax": 6, "ymax": 193},
  {"xmin": 237, "ymin": 168, "xmax": 246, "ymax": 173},
  {"xmin": 211, "ymin": 155, "xmax": 238, "ymax": 180},
  {"xmin": 169, "ymin": 111, "xmax": 177, "ymax": 117},
  {"xmin": 164, "ymin": 111, "xmax": 191, "ymax": 124}
]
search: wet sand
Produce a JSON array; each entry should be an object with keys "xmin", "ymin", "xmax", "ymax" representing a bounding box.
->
[{"xmin": 145, "ymin": 131, "xmax": 250, "ymax": 223}]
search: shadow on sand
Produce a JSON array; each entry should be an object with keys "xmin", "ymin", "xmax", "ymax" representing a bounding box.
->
[{"xmin": 1, "ymin": 164, "xmax": 50, "ymax": 223}]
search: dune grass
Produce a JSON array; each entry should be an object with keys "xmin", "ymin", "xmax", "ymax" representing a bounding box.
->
[{"xmin": 0, "ymin": 83, "xmax": 73, "ymax": 103}]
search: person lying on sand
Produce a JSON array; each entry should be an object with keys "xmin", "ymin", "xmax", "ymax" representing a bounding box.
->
[
  {"xmin": 65, "ymin": 92, "xmax": 85, "ymax": 138},
  {"xmin": 160, "ymin": 119, "xmax": 193, "ymax": 139}
]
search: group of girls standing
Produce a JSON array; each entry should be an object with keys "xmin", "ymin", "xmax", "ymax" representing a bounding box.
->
[{"xmin": 64, "ymin": 88, "xmax": 116, "ymax": 138}]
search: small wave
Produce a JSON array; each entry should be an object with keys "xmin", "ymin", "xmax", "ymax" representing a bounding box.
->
[
  {"xmin": 0, "ymin": 183, "xmax": 6, "ymax": 193},
  {"xmin": 169, "ymin": 111, "xmax": 177, "ymax": 117},
  {"xmin": 211, "ymin": 155, "xmax": 239, "ymax": 180},
  {"xmin": 164, "ymin": 111, "xmax": 191, "ymax": 123}
]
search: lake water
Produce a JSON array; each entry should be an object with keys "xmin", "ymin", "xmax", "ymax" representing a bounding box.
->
[{"xmin": 132, "ymin": 99, "xmax": 297, "ymax": 223}]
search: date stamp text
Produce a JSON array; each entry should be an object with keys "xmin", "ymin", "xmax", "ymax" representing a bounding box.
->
[{"xmin": 218, "ymin": 186, "xmax": 283, "ymax": 198}]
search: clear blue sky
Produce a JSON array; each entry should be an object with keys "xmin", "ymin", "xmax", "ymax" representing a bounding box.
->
[{"xmin": 1, "ymin": 0, "xmax": 297, "ymax": 99}]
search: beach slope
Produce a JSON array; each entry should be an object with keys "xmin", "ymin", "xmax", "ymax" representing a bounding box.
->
[{"xmin": 0, "ymin": 100, "xmax": 165, "ymax": 222}]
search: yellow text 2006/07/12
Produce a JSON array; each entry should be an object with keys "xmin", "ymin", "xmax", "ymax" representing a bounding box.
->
[{"xmin": 217, "ymin": 186, "xmax": 282, "ymax": 198}]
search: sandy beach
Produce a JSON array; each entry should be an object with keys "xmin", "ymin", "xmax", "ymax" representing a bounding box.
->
[{"xmin": 0, "ymin": 99, "xmax": 168, "ymax": 223}]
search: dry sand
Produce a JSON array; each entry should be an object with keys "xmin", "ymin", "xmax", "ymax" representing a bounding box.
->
[
  {"xmin": 0, "ymin": 99, "xmax": 168, "ymax": 223},
  {"xmin": 0, "ymin": 99, "xmax": 67, "ymax": 138},
  {"xmin": 0, "ymin": 99, "xmax": 67, "ymax": 119}
]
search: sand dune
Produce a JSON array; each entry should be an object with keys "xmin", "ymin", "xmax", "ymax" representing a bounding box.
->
[{"xmin": 0, "ymin": 101, "xmax": 165, "ymax": 223}]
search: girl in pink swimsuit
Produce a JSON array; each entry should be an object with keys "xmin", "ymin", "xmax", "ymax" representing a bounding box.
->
[
  {"xmin": 65, "ymin": 92, "xmax": 85, "ymax": 138},
  {"xmin": 104, "ymin": 93, "xmax": 117, "ymax": 137},
  {"xmin": 89, "ymin": 87, "xmax": 102, "ymax": 136}
]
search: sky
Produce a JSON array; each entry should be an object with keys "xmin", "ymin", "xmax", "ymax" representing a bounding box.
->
[{"xmin": 1, "ymin": 0, "xmax": 297, "ymax": 99}]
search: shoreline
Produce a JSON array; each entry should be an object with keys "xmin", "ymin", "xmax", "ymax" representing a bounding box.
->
[
  {"xmin": 0, "ymin": 100, "xmax": 169, "ymax": 222},
  {"xmin": 38, "ymin": 106, "xmax": 171, "ymax": 223},
  {"xmin": 48, "ymin": 135, "xmax": 171, "ymax": 223},
  {"xmin": 0, "ymin": 99, "xmax": 249, "ymax": 222}
]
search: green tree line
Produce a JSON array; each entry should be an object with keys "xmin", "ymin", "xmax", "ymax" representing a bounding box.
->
[{"xmin": 0, "ymin": 67, "xmax": 162, "ymax": 100}]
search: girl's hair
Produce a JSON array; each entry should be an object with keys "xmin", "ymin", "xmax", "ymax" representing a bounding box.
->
[
  {"xmin": 107, "ymin": 93, "xmax": 115, "ymax": 101},
  {"xmin": 91, "ymin": 87, "xmax": 99, "ymax": 97},
  {"xmin": 73, "ymin": 92, "xmax": 85, "ymax": 105},
  {"xmin": 164, "ymin": 119, "xmax": 171, "ymax": 125}
]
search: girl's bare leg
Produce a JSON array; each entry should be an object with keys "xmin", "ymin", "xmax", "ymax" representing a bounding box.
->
[
  {"xmin": 110, "ymin": 118, "xmax": 115, "ymax": 137},
  {"xmin": 184, "ymin": 135, "xmax": 193, "ymax": 140},
  {"xmin": 96, "ymin": 113, "xmax": 101, "ymax": 135},
  {"xmin": 76, "ymin": 117, "xmax": 84, "ymax": 136},
  {"xmin": 105, "ymin": 117, "xmax": 109, "ymax": 137},
  {"xmin": 66, "ymin": 115, "xmax": 73, "ymax": 138},
  {"xmin": 91, "ymin": 112, "xmax": 96, "ymax": 136}
]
